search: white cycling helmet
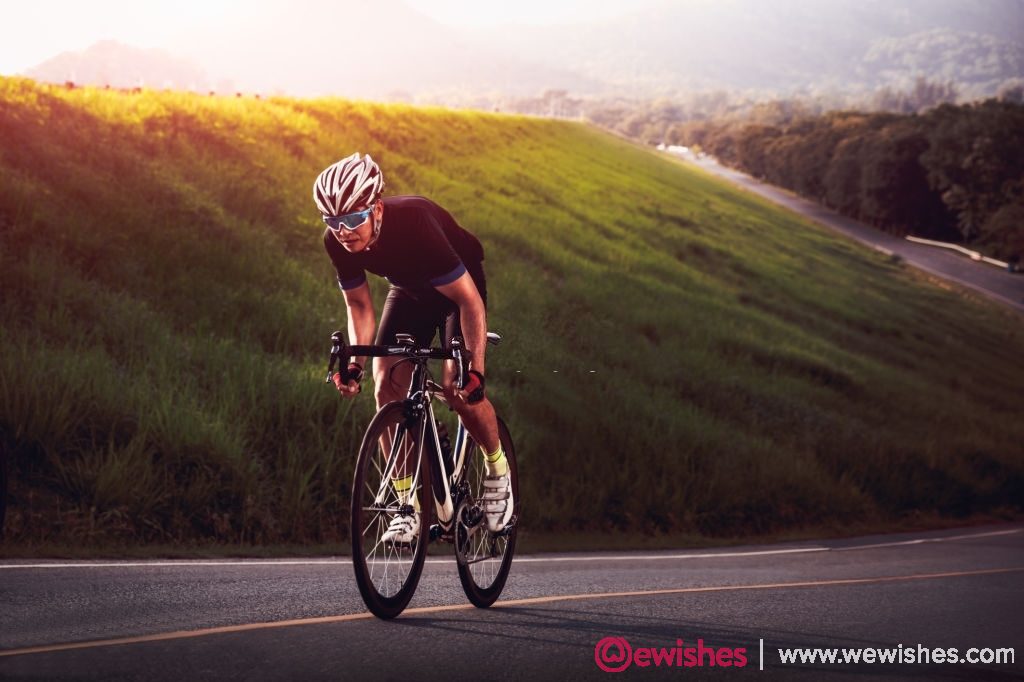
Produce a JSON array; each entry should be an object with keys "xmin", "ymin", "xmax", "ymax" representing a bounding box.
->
[{"xmin": 313, "ymin": 152, "xmax": 385, "ymax": 215}]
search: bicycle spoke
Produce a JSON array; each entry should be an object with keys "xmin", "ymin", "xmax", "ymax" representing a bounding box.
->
[
  {"xmin": 455, "ymin": 418, "xmax": 517, "ymax": 607},
  {"xmin": 352, "ymin": 403, "xmax": 431, "ymax": 611}
]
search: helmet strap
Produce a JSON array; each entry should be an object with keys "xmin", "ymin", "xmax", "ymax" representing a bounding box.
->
[{"xmin": 365, "ymin": 203, "xmax": 382, "ymax": 250}]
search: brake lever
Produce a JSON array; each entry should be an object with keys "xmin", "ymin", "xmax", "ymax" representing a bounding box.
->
[
  {"xmin": 326, "ymin": 330, "xmax": 346, "ymax": 383},
  {"xmin": 450, "ymin": 336, "xmax": 465, "ymax": 389}
]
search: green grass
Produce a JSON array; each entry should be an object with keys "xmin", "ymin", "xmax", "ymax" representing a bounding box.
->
[{"xmin": 1, "ymin": 77, "xmax": 1022, "ymax": 553}]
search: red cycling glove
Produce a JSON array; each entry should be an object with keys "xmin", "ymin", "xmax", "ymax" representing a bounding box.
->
[
  {"xmin": 463, "ymin": 369, "xmax": 486, "ymax": 404},
  {"xmin": 333, "ymin": 362, "xmax": 364, "ymax": 393}
]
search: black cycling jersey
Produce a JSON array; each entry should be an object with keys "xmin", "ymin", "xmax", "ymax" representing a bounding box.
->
[{"xmin": 323, "ymin": 195, "xmax": 484, "ymax": 293}]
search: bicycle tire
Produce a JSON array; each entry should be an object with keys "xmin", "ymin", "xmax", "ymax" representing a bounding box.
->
[
  {"xmin": 456, "ymin": 417, "xmax": 518, "ymax": 608},
  {"xmin": 351, "ymin": 401, "xmax": 432, "ymax": 619}
]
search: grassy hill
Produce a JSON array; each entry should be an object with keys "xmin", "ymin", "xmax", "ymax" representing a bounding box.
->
[{"xmin": 1, "ymin": 77, "xmax": 1022, "ymax": 552}]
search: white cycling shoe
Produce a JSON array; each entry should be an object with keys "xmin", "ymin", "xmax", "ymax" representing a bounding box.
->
[
  {"xmin": 381, "ymin": 513, "xmax": 419, "ymax": 544},
  {"xmin": 481, "ymin": 473, "xmax": 514, "ymax": 533}
]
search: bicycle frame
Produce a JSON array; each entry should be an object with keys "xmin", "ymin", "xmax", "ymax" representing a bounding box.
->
[
  {"xmin": 328, "ymin": 330, "xmax": 500, "ymax": 535},
  {"xmin": 354, "ymin": 355, "xmax": 468, "ymax": 533},
  {"xmin": 397, "ymin": 358, "xmax": 471, "ymax": 531}
]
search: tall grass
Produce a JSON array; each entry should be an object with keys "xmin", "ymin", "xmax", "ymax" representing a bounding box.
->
[{"xmin": 1, "ymin": 77, "xmax": 1022, "ymax": 549}]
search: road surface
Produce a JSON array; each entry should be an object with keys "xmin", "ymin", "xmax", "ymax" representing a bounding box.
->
[{"xmin": 2, "ymin": 524, "xmax": 1022, "ymax": 680}]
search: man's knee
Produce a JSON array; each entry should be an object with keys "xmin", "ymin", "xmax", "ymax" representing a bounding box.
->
[
  {"xmin": 374, "ymin": 381, "xmax": 394, "ymax": 407},
  {"xmin": 451, "ymin": 395, "xmax": 492, "ymax": 420},
  {"xmin": 373, "ymin": 358, "xmax": 407, "ymax": 404}
]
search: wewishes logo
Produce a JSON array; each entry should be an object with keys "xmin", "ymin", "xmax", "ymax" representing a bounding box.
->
[
  {"xmin": 595, "ymin": 637, "xmax": 634, "ymax": 673},
  {"xmin": 594, "ymin": 637, "xmax": 749, "ymax": 672}
]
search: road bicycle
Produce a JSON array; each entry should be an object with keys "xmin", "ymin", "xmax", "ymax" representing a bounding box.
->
[{"xmin": 326, "ymin": 330, "xmax": 519, "ymax": 619}]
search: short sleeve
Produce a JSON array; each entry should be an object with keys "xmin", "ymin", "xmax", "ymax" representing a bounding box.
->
[{"xmin": 419, "ymin": 208, "xmax": 466, "ymax": 287}]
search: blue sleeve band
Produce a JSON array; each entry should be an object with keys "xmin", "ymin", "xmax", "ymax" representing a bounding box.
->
[
  {"xmin": 428, "ymin": 262, "xmax": 467, "ymax": 287},
  {"xmin": 338, "ymin": 273, "xmax": 367, "ymax": 291}
]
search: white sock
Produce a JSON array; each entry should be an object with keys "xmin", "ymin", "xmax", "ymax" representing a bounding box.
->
[{"xmin": 482, "ymin": 444, "xmax": 508, "ymax": 477}]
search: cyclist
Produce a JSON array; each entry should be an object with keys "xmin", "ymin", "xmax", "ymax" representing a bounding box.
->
[{"xmin": 314, "ymin": 152, "xmax": 512, "ymax": 543}]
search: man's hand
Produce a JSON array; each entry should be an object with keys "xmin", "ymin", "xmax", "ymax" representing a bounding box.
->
[
  {"xmin": 332, "ymin": 362, "xmax": 363, "ymax": 398},
  {"xmin": 458, "ymin": 369, "xmax": 486, "ymax": 405}
]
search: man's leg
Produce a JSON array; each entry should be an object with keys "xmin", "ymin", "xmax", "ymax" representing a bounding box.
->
[
  {"xmin": 372, "ymin": 286, "xmax": 427, "ymax": 536},
  {"xmin": 443, "ymin": 362, "xmax": 512, "ymax": 532},
  {"xmin": 373, "ymin": 355, "xmax": 412, "ymax": 409},
  {"xmin": 373, "ymin": 354, "xmax": 415, "ymax": 482},
  {"xmin": 442, "ymin": 360, "xmax": 499, "ymax": 453},
  {"xmin": 373, "ymin": 355, "xmax": 420, "ymax": 542}
]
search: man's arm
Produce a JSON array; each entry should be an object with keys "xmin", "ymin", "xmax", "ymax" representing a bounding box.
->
[
  {"xmin": 435, "ymin": 271, "xmax": 487, "ymax": 375},
  {"xmin": 342, "ymin": 282, "xmax": 377, "ymax": 374}
]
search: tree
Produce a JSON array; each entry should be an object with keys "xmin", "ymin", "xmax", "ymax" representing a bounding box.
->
[
  {"xmin": 859, "ymin": 123, "xmax": 950, "ymax": 236},
  {"xmin": 734, "ymin": 124, "xmax": 780, "ymax": 178},
  {"xmin": 921, "ymin": 101, "xmax": 1024, "ymax": 242},
  {"xmin": 997, "ymin": 79, "xmax": 1024, "ymax": 104},
  {"xmin": 824, "ymin": 135, "xmax": 866, "ymax": 217},
  {"xmin": 978, "ymin": 200, "xmax": 1024, "ymax": 262},
  {"xmin": 871, "ymin": 77, "xmax": 958, "ymax": 114}
]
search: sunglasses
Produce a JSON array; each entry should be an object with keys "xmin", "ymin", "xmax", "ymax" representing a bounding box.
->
[{"xmin": 322, "ymin": 206, "xmax": 373, "ymax": 231}]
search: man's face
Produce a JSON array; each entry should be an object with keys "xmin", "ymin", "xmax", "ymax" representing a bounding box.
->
[{"xmin": 332, "ymin": 201, "xmax": 381, "ymax": 252}]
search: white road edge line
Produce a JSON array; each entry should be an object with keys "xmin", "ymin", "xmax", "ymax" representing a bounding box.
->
[
  {"xmin": 833, "ymin": 528, "xmax": 1022, "ymax": 551},
  {"xmin": 2, "ymin": 567, "xmax": 1022, "ymax": 659},
  {"xmin": 0, "ymin": 528, "xmax": 1018, "ymax": 570},
  {"xmin": 511, "ymin": 547, "xmax": 827, "ymax": 563},
  {"xmin": 0, "ymin": 547, "xmax": 827, "ymax": 570}
]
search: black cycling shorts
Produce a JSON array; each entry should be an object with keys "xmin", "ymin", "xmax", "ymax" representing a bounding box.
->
[{"xmin": 375, "ymin": 262, "xmax": 487, "ymax": 350}]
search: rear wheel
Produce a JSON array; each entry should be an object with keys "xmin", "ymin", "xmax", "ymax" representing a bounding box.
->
[
  {"xmin": 351, "ymin": 402, "xmax": 431, "ymax": 619},
  {"xmin": 455, "ymin": 417, "xmax": 518, "ymax": 607}
]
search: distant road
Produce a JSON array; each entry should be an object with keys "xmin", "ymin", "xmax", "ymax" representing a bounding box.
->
[
  {"xmin": 2, "ymin": 524, "xmax": 1022, "ymax": 680},
  {"xmin": 680, "ymin": 154, "xmax": 1024, "ymax": 314}
]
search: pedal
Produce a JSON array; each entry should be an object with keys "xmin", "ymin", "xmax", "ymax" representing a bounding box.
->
[{"xmin": 428, "ymin": 524, "xmax": 444, "ymax": 542}]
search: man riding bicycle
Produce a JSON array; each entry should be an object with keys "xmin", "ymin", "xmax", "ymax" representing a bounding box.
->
[{"xmin": 314, "ymin": 152, "xmax": 512, "ymax": 544}]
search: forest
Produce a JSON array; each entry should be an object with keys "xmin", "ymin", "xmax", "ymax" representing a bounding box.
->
[{"xmin": 674, "ymin": 99, "xmax": 1024, "ymax": 262}]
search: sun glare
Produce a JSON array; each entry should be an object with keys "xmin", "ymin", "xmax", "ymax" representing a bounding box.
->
[
  {"xmin": 0, "ymin": 0, "xmax": 668, "ymax": 76},
  {"xmin": 0, "ymin": 0, "xmax": 236, "ymax": 75},
  {"xmin": 404, "ymin": 0, "xmax": 663, "ymax": 27}
]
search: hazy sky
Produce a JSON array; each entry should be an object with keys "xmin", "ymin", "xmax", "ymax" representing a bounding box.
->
[
  {"xmin": 403, "ymin": 0, "xmax": 664, "ymax": 26},
  {"xmin": 0, "ymin": 0, "xmax": 662, "ymax": 75}
]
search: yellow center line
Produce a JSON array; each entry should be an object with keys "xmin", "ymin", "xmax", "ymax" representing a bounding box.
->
[{"xmin": 2, "ymin": 566, "xmax": 1021, "ymax": 658}]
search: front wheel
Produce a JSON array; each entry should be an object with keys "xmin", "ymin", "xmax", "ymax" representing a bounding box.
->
[
  {"xmin": 455, "ymin": 417, "xmax": 518, "ymax": 607},
  {"xmin": 351, "ymin": 402, "xmax": 431, "ymax": 619}
]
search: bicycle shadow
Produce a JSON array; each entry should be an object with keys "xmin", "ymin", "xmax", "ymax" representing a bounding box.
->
[{"xmin": 386, "ymin": 605, "xmax": 1016, "ymax": 681}]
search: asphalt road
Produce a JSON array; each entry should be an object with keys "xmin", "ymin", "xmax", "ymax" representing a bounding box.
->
[
  {"xmin": 681, "ymin": 154, "xmax": 1024, "ymax": 314},
  {"xmin": 2, "ymin": 524, "xmax": 1022, "ymax": 680}
]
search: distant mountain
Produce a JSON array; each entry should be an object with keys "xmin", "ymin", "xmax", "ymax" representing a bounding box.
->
[
  {"xmin": 863, "ymin": 29, "xmax": 1024, "ymax": 95},
  {"xmin": 20, "ymin": 0, "xmax": 1024, "ymax": 100},
  {"xmin": 473, "ymin": 0, "xmax": 1024, "ymax": 97},
  {"xmin": 24, "ymin": 40, "xmax": 217, "ymax": 91},
  {"xmin": 164, "ymin": 0, "xmax": 597, "ymax": 98}
]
